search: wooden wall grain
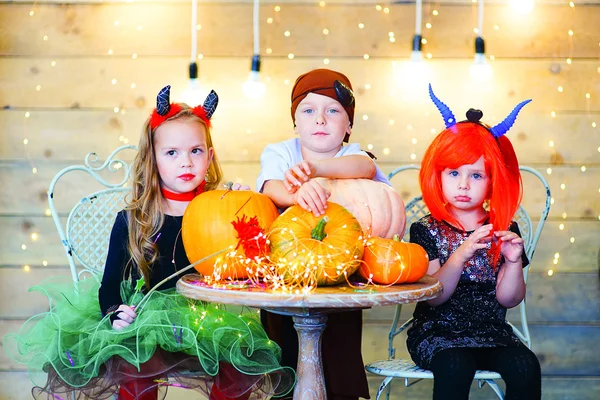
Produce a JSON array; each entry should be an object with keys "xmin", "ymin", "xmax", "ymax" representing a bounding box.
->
[{"xmin": 1, "ymin": 1, "xmax": 599, "ymax": 399}]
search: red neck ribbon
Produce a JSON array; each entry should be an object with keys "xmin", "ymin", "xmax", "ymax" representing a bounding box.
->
[{"xmin": 161, "ymin": 180, "xmax": 206, "ymax": 202}]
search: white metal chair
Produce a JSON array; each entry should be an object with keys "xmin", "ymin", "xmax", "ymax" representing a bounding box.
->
[
  {"xmin": 48, "ymin": 145, "xmax": 137, "ymax": 283},
  {"xmin": 46, "ymin": 145, "xmax": 136, "ymax": 399},
  {"xmin": 365, "ymin": 165, "xmax": 552, "ymax": 400}
]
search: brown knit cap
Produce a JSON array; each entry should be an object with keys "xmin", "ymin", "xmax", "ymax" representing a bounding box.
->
[{"xmin": 290, "ymin": 68, "xmax": 354, "ymax": 127}]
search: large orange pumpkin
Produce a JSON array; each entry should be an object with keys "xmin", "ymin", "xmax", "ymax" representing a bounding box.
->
[
  {"xmin": 315, "ymin": 178, "xmax": 405, "ymax": 239},
  {"xmin": 182, "ymin": 189, "xmax": 279, "ymax": 279},
  {"xmin": 269, "ymin": 202, "xmax": 365, "ymax": 288},
  {"xmin": 359, "ymin": 234, "xmax": 429, "ymax": 285}
]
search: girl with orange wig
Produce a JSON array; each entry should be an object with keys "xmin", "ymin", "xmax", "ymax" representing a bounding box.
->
[{"xmin": 406, "ymin": 85, "xmax": 541, "ymax": 399}]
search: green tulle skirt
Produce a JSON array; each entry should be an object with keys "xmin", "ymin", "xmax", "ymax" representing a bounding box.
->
[{"xmin": 3, "ymin": 276, "xmax": 295, "ymax": 399}]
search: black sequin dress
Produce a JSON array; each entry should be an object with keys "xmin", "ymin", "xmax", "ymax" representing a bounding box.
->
[{"xmin": 406, "ymin": 215, "xmax": 529, "ymax": 369}]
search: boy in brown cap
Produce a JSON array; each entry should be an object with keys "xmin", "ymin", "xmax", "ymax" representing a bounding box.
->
[
  {"xmin": 257, "ymin": 68, "xmax": 390, "ymax": 399},
  {"xmin": 256, "ymin": 68, "xmax": 390, "ymax": 216}
]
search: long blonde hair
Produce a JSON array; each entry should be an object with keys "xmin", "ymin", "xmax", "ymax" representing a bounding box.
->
[{"xmin": 125, "ymin": 105, "xmax": 223, "ymax": 287}]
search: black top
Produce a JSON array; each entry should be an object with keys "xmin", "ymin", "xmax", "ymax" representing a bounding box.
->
[
  {"xmin": 98, "ymin": 211, "xmax": 190, "ymax": 317},
  {"xmin": 406, "ymin": 215, "xmax": 529, "ymax": 368}
]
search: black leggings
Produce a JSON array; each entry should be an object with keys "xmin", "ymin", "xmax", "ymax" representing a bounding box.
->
[{"xmin": 429, "ymin": 346, "xmax": 541, "ymax": 400}]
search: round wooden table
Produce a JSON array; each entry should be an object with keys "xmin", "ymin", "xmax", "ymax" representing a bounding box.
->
[{"xmin": 177, "ymin": 274, "xmax": 442, "ymax": 400}]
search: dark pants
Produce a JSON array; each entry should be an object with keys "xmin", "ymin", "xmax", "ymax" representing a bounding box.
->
[
  {"xmin": 261, "ymin": 310, "xmax": 370, "ymax": 400},
  {"xmin": 429, "ymin": 346, "xmax": 541, "ymax": 400}
]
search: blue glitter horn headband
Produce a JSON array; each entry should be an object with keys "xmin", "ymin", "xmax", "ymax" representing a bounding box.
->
[{"xmin": 428, "ymin": 84, "xmax": 531, "ymax": 138}]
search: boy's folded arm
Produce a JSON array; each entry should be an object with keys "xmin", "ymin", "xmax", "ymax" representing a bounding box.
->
[
  {"xmin": 314, "ymin": 155, "xmax": 376, "ymax": 179},
  {"xmin": 262, "ymin": 180, "xmax": 296, "ymax": 209}
]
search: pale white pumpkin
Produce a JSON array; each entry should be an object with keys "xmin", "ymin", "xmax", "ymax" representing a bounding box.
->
[{"xmin": 314, "ymin": 178, "xmax": 406, "ymax": 239}]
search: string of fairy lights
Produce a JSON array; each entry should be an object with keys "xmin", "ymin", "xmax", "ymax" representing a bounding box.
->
[
  {"xmin": 14, "ymin": 1, "xmax": 599, "ymax": 278},
  {"xmin": 188, "ymin": 218, "xmax": 408, "ymax": 294}
]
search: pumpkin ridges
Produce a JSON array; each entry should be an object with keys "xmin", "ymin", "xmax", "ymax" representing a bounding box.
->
[
  {"xmin": 388, "ymin": 193, "xmax": 402, "ymax": 238},
  {"xmin": 353, "ymin": 180, "xmax": 374, "ymax": 235},
  {"xmin": 271, "ymin": 242, "xmax": 355, "ymax": 287},
  {"xmin": 354, "ymin": 182, "xmax": 377, "ymax": 235},
  {"xmin": 182, "ymin": 190, "xmax": 279, "ymax": 279},
  {"xmin": 314, "ymin": 178, "xmax": 405, "ymax": 239},
  {"xmin": 323, "ymin": 212, "xmax": 364, "ymax": 240},
  {"xmin": 389, "ymin": 192, "xmax": 404, "ymax": 238},
  {"xmin": 360, "ymin": 237, "xmax": 429, "ymax": 285},
  {"xmin": 364, "ymin": 183, "xmax": 387, "ymax": 236},
  {"xmin": 379, "ymin": 242, "xmax": 393, "ymax": 283},
  {"xmin": 407, "ymin": 244, "xmax": 430, "ymax": 282},
  {"xmin": 273, "ymin": 207, "xmax": 362, "ymax": 246},
  {"xmin": 269, "ymin": 202, "xmax": 364, "ymax": 287},
  {"xmin": 364, "ymin": 239, "xmax": 399, "ymax": 284},
  {"xmin": 395, "ymin": 245, "xmax": 409, "ymax": 284}
]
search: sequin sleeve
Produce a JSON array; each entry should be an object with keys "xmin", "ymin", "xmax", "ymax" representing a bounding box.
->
[
  {"xmin": 509, "ymin": 221, "xmax": 530, "ymax": 268},
  {"xmin": 410, "ymin": 221, "xmax": 439, "ymax": 261}
]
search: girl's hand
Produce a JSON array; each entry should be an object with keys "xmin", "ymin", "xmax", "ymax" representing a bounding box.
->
[
  {"xmin": 494, "ymin": 230, "xmax": 524, "ymax": 263},
  {"xmin": 293, "ymin": 179, "xmax": 331, "ymax": 217},
  {"xmin": 230, "ymin": 183, "xmax": 251, "ymax": 191},
  {"xmin": 454, "ymin": 224, "xmax": 493, "ymax": 263},
  {"xmin": 112, "ymin": 304, "xmax": 137, "ymax": 330},
  {"xmin": 283, "ymin": 161, "xmax": 318, "ymax": 193}
]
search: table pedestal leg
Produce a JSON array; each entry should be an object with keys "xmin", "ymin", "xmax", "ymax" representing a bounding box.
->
[{"xmin": 292, "ymin": 314, "xmax": 328, "ymax": 400}]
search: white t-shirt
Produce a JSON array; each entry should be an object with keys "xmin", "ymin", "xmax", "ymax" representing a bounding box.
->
[{"xmin": 256, "ymin": 138, "xmax": 391, "ymax": 192}]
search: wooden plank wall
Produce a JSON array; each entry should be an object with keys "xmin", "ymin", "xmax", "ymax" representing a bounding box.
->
[{"xmin": 1, "ymin": 1, "xmax": 599, "ymax": 398}]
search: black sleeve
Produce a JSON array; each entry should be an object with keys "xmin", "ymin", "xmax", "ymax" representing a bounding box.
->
[
  {"xmin": 409, "ymin": 221, "xmax": 439, "ymax": 261},
  {"xmin": 509, "ymin": 221, "xmax": 530, "ymax": 268},
  {"xmin": 98, "ymin": 211, "xmax": 129, "ymax": 317}
]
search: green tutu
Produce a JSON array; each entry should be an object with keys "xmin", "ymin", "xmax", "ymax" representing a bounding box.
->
[{"xmin": 4, "ymin": 276, "xmax": 295, "ymax": 399}]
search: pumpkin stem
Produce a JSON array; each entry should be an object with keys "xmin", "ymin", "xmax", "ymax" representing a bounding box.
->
[
  {"xmin": 392, "ymin": 233, "xmax": 401, "ymax": 242},
  {"xmin": 311, "ymin": 216, "xmax": 329, "ymax": 241},
  {"xmin": 220, "ymin": 182, "xmax": 234, "ymax": 200}
]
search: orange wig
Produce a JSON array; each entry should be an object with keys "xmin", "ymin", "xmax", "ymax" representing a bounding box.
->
[
  {"xmin": 421, "ymin": 85, "xmax": 529, "ymax": 264},
  {"xmin": 419, "ymin": 85, "xmax": 531, "ymax": 266},
  {"xmin": 420, "ymin": 122, "xmax": 522, "ymax": 233},
  {"xmin": 420, "ymin": 123, "xmax": 522, "ymax": 265}
]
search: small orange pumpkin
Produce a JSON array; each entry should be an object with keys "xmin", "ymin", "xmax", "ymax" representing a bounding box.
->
[
  {"xmin": 182, "ymin": 189, "xmax": 279, "ymax": 279},
  {"xmin": 359, "ymin": 234, "xmax": 429, "ymax": 284},
  {"xmin": 269, "ymin": 202, "xmax": 365, "ymax": 287},
  {"xmin": 315, "ymin": 178, "xmax": 405, "ymax": 239}
]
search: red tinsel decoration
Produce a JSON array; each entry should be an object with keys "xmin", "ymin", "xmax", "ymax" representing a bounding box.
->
[
  {"xmin": 149, "ymin": 104, "xmax": 183, "ymax": 129},
  {"xmin": 231, "ymin": 215, "xmax": 270, "ymax": 260}
]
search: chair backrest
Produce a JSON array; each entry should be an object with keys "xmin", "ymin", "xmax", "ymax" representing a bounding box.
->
[
  {"xmin": 388, "ymin": 164, "xmax": 552, "ymax": 348},
  {"xmin": 48, "ymin": 145, "xmax": 137, "ymax": 283}
]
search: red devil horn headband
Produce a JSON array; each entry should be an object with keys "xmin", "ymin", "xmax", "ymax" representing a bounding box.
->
[{"xmin": 149, "ymin": 85, "xmax": 219, "ymax": 129}]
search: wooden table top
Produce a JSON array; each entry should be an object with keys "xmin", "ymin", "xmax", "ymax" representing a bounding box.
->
[{"xmin": 177, "ymin": 274, "xmax": 442, "ymax": 314}]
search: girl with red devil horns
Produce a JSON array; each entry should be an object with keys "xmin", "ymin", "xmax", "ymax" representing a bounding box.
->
[
  {"xmin": 406, "ymin": 85, "xmax": 542, "ymax": 399},
  {"xmin": 4, "ymin": 86, "xmax": 294, "ymax": 400}
]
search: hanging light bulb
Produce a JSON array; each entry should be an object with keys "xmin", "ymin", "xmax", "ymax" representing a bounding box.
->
[
  {"xmin": 469, "ymin": 37, "xmax": 493, "ymax": 81},
  {"xmin": 410, "ymin": 0, "xmax": 424, "ymax": 62},
  {"xmin": 182, "ymin": 62, "xmax": 207, "ymax": 106},
  {"xmin": 510, "ymin": 0, "xmax": 534, "ymax": 14},
  {"xmin": 469, "ymin": 0, "xmax": 493, "ymax": 81},
  {"xmin": 400, "ymin": 35, "xmax": 431, "ymax": 92},
  {"xmin": 243, "ymin": 55, "xmax": 266, "ymax": 99},
  {"xmin": 395, "ymin": 0, "xmax": 431, "ymax": 100},
  {"xmin": 182, "ymin": 0, "xmax": 206, "ymax": 106},
  {"xmin": 243, "ymin": 0, "xmax": 266, "ymax": 99}
]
